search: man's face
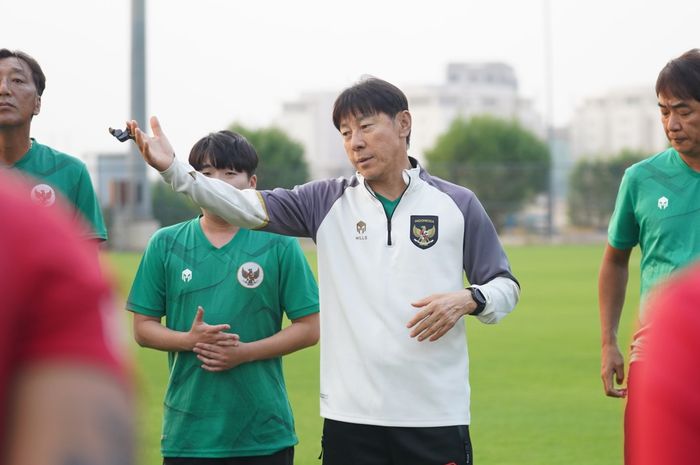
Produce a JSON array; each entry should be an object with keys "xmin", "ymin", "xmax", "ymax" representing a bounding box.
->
[
  {"xmin": 658, "ymin": 92, "xmax": 700, "ymax": 159},
  {"xmin": 0, "ymin": 57, "xmax": 41, "ymax": 128},
  {"xmin": 338, "ymin": 111, "xmax": 411, "ymax": 183}
]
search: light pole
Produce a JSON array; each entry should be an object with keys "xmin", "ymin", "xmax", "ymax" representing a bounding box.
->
[
  {"xmin": 129, "ymin": 0, "xmax": 152, "ymax": 220},
  {"xmin": 543, "ymin": 0, "xmax": 555, "ymax": 239},
  {"xmin": 110, "ymin": 0, "xmax": 158, "ymax": 251}
]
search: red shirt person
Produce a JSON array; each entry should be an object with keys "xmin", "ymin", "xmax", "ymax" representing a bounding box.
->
[
  {"xmin": 629, "ymin": 263, "xmax": 700, "ymax": 465},
  {"xmin": 0, "ymin": 172, "xmax": 133, "ymax": 465}
]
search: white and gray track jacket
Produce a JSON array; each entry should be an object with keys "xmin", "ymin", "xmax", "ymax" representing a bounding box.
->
[{"xmin": 162, "ymin": 156, "xmax": 520, "ymax": 427}]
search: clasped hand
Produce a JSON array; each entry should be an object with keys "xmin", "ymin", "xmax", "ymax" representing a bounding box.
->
[{"xmin": 188, "ymin": 306, "xmax": 245, "ymax": 372}]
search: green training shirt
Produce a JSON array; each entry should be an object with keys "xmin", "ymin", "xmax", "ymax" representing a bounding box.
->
[
  {"xmin": 11, "ymin": 139, "xmax": 107, "ymax": 240},
  {"xmin": 127, "ymin": 218, "xmax": 319, "ymax": 458},
  {"xmin": 609, "ymin": 147, "xmax": 700, "ymax": 298}
]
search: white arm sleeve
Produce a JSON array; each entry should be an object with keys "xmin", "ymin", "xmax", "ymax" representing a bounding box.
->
[
  {"xmin": 160, "ymin": 157, "xmax": 268, "ymax": 229},
  {"xmin": 472, "ymin": 276, "xmax": 520, "ymax": 324}
]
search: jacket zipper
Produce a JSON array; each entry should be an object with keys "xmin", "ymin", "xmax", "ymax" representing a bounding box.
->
[{"xmin": 365, "ymin": 177, "xmax": 411, "ymax": 246}]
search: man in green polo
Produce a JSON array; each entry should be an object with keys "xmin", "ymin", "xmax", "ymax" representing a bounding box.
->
[{"xmin": 0, "ymin": 48, "xmax": 106, "ymax": 241}]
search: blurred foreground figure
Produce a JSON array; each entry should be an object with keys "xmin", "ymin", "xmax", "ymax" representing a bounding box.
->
[
  {"xmin": 0, "ymin": 172, "xmax": 133, "ymax": 465},
  {"xmin": 629, "ymin": 263, "xmax": 700, "ymax": 465}
]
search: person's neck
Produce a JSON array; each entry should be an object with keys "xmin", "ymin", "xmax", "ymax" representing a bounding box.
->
[
  {"xmin": 0, "ymin": 126, "xmax": 32, "ymax": 165},
  {"xmin": 678, "ymin": 151, "xmax": 700, "ymax": 172},
  {"xmin": 367, "ymin": 158, "xmax": 412, "ymax": 200},
  {"xmin": 368, "ymin": 178, "xmax": 408, "ymax": 201},
  {"xmin": 200, "ymin": 212, "xmax": 239, "ymax": 248}
]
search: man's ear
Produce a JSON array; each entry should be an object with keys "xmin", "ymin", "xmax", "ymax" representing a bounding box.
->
[
  {"xmin": 396, "ymin": 110, "xmax": 411, "ymax": 139},
  {"xmin": 248, "ymin": 174, "xmax": 257, "ymax": 189},
  {"xmin": 33, "ymin": 95, "xmax": 41, "ymax": 116}
]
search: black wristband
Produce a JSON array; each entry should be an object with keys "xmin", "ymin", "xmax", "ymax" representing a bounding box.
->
[{"xmin": 468, "ymin": 287, "xmax": 486, "ymax": 315}]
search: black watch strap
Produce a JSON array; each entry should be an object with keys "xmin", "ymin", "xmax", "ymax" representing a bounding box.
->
[{"xmin": 468, "ymin": 287, "xmax": 486, "ymax": 316}]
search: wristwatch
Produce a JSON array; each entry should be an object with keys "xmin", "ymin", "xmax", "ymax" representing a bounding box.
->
[{"xmin": 467, "ymin": 287, "xmax": 486, "ymax": 315}]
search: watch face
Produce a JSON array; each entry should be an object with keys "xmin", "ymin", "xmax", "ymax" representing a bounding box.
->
[
  {"xmin": 473, "ymin": 288, "xmax": 485, "ymax": 304},
  {"xmin": 468, "ymin": 287, "xmax": 486, "ymax": 315}
]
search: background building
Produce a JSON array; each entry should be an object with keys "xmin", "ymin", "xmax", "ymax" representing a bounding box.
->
[
  {"xmin": 277, "ymin": 62, "xmax": 545, "ymax": 180},
  {"xmin": 278, "ymin": 92, "xmax": 350, "ymax": 180},
  {"xmin": 570, "ymin": 86, "xmax": 667, "ymax": 161},
  {"xmin": 407, "ymin": 62, "xmax": 545, "ymax": 165}
]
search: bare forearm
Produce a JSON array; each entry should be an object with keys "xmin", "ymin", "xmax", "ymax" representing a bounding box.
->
[
  {"xmin": 599, "ymin": 250, "xmax": 631, "ymax": 346},
  {"xmin": 240, "ymin": 313, "xmax": 319, "ymax": 362},
  {"xmin": 133, "ymin": 319, "xmax": 193, "ymax": 352},
  {"xmin": 133, "ymin": 308, "xmax": 237, "ymax": 354},
  {"xmin": 243, "ymin": 314, "xmax": 319, "ymax": 363},
  {"xmin": 194, "ymin": 313, "xmax": 318, "ymax": 371}
]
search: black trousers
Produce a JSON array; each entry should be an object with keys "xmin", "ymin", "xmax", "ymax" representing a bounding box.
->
[
  {"xmin": 321, "ymin": 419, "xmax": 472, "ymax": 465},
  {"xmin": 163, "ymin": 446, "xmax": 294, "ymax": 465}
]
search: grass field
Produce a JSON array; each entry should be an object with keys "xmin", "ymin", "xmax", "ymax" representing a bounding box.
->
[{"xmin": 105, "ymin": 243, "xmax": 640, "ymax": 465}]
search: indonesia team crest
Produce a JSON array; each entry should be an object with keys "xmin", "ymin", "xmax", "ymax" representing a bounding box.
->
[
  {"xmin": 410, "ymin": 215, "xmax": 438, "ymax": 249},
  {"xmin": 30, "ymin": 184, "xmax": 56, "ymax": 207},
  {"xmin": 237, "ymin": 262, "xmax": 264, "ymax": 288}
]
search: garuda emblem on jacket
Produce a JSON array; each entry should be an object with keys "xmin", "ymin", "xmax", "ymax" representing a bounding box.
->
[{"xmin": 410, "ymin": 215, "xmax": 439, "ymax": 249}]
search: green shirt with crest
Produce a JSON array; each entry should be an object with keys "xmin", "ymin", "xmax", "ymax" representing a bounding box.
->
[
  {"xmin": 11, "ymin": 139, "xmax": 107, "ymax": 240},
  {"xmin": 127, "ymin": 218, "xmax": 319, "ymax": 458}
]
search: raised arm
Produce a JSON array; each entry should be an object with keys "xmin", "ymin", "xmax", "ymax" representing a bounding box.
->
[{"xmin": 127, "ymin": 117, "xmax": 272, "ymax": 230}]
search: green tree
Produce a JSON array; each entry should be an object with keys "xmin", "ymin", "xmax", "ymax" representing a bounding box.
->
[
  {"xmin": 425, "ymin": 115, "xmax": 550, "ymax": 231},
  {"xmin": 567, "ymin": 150, "xmax": 646, "ymax": 230},
  {"xmin": 151, "ymin": 180, "xmax": 201, "ymax": 227},
  {"xmin": 229, "ymin": 124, "xmax": 309, "ymax": 190}
]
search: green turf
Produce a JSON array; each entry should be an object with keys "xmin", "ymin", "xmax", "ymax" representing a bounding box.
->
[{"xmin": 105, "ymin": 244, "xmax": 640, "ymax": 465}]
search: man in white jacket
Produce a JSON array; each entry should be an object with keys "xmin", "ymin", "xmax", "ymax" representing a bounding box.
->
[{"xmin": 126, "ymin": 76, "xmax": 520, "ymax": 465}]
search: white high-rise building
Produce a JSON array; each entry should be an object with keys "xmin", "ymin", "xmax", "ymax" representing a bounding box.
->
[
  {"xmin": 407, "ymin": 63, "xmax": 544, "ymax": 166},
  {"xmin": 570, "ymin": 87, "xmax": 667, "ymax": 161},
  {"xmin": 276, "ymin": 92, "xmax": 351, "ymax": 180},
  {"xmin": 277, "ymin": 63, "xmax": 544, "ymax": 180}
]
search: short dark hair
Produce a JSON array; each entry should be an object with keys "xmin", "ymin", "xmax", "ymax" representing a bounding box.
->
[
  {"xmin": 656, "ymin": 48, "xmax": 700, "ymax": 102},
  {"xmin": 0, "ymin": 49, "xmax": 46, "ymax": 96},
  {"xmin": 332, "ymin": 76, "xmax": 411, "ymax": 146},
  {"xmin": 188, "ymin": 130, "xmax": 258, "ymax": 177}
]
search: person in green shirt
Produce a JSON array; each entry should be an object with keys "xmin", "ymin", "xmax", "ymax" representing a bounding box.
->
[
  {"xmin": 0, "ymin": 48, "xmax": 107, "ymax": 241},
  {"xmin": 598, "ymin": 48, "xmax": 700, "ymax": 465},
  {"xmin": 127, "ymin": 130, "xmax": 319, "ymax": 465}
]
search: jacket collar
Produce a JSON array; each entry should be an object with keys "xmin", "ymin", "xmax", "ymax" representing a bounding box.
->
[{"xmin": 356, "ymin": 156, "xmax": 423, "ymax": 197}]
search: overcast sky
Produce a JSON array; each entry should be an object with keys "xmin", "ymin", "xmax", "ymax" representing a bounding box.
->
[{"xmin": 3, "ymin": 0, "xmax": 697, "ymax": 161}]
